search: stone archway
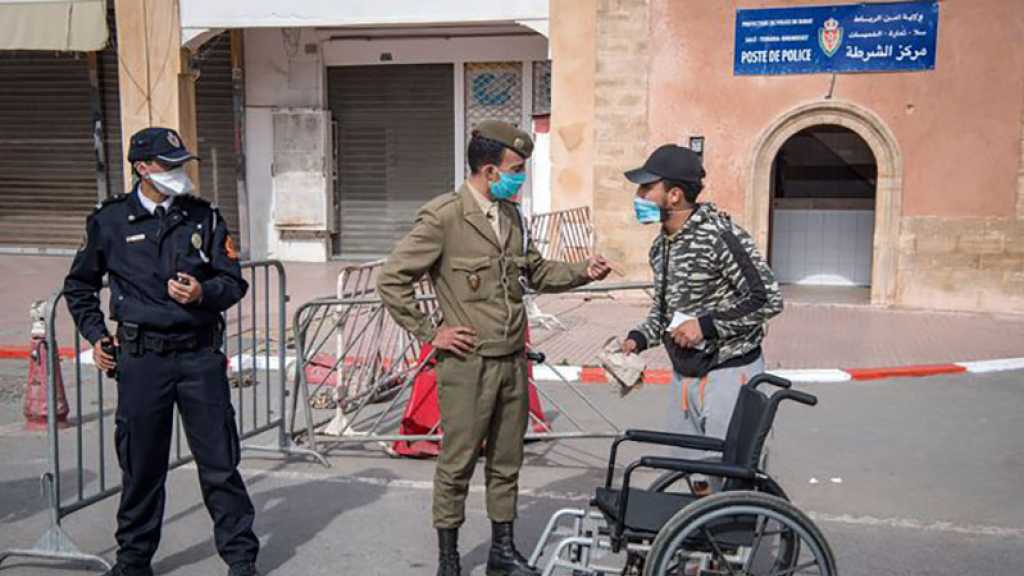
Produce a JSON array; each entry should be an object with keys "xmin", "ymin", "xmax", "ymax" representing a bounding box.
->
[{"xmin": 747, "ymin": 101, "xmax": 903, "ymax": 305}]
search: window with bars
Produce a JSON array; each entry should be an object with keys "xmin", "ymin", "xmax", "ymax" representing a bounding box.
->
[
  {"xmin": 532, "ymin": 60, "xmax": 551, "ymax": 116},
  {"xmin": 464, "ymin": 62, "xmax": 523, "ymax": 144}
]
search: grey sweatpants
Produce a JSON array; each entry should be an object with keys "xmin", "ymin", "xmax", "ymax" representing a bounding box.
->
[{"xmin": 665, "ymin": 355, "xmax": 766, "ymax": 490}]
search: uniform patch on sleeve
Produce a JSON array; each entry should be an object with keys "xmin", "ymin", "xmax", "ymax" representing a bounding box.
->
[{"xmin": 225, "ymin": 235, "xmax": 239, "ymax": 260}]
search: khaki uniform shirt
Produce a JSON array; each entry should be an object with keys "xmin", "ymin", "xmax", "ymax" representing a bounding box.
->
[
  {"xmin": 377, "ymin": 183, "xmax": 591, "ymax": 357},
  {"xmin": 467, "ymin": 181, "xmax": 502, "ymax": 241}
]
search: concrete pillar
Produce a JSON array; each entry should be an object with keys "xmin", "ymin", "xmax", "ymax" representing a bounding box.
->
[
  {"xmin": 113, "ymin": 0, "xmax": 199, "ymax": 190},
  {"xmin": 548, "ymin": 0, "xmax": 597, "ymax": 213}
]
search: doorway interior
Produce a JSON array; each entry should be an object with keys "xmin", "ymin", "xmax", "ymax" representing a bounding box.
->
[{"xmin": 769, "ymin": 124, "xmax": 877, "ymax": 303}]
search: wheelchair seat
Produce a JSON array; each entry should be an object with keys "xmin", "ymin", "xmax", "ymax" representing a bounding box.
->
[{"xmin": 593, "ymin": 487, "xmax": 697, "ymax": 535}]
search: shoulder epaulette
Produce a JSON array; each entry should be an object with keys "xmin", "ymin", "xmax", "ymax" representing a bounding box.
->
[
  {"xmin": 178, "ymin": 193, "xmax": 212, "ymax": 207},
  {"xmin": 94, "ymin": 193, "xmax": 128, "ymax": 212},
  {"xmin": 425, "ymin": 192, "xmax": 459, "ymax": 212}
]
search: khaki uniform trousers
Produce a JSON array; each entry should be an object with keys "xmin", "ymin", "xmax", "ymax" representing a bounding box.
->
[{"xmin": 432, "ymin": 351, "xmax": 529, "ymax": 529}]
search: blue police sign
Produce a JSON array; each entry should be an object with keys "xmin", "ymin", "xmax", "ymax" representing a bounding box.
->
[{"xmin": 734, "ymin": 1, "xmax": 939, "ymax": 76}]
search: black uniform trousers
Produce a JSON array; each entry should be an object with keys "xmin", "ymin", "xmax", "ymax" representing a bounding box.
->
[{"xmin": 114, "ymin": 336, "xmax": 259, "ymax": 568}]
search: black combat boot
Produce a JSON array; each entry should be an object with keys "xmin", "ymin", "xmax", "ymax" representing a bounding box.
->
[
  {"xmin": 487, "ymin": 521, "xmax": 539, "ymax": 576},
  {"xmin": 437, "ymin": 527, "xmax": 461, "ymax": 576}
]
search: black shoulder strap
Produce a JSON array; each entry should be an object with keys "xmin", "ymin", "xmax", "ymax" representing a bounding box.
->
[
  {"xmin": 512, "ymin": 203, "xmax": 529, "ymax": 257},
  {"xmin": 658, "ymin": 232, "xmax": 698, "ymax": 325}
]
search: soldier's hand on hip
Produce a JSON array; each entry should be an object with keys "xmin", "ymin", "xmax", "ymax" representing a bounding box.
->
[
  {"xmin": 432, "ymin": 326, "xmax": 477, "ymax": 355},
  {"xmin": 93, "ymin": 336, "xmax": 118, "ymax": 373},
  {"xmin": 586, "ymin": 255, "xmax": 613, "ymax": 281},
  {"xmin": 168, "ymin": 272, "xmax": 203, "ymax": 305}
]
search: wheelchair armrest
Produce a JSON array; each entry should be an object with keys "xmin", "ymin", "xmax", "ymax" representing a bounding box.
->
[
  {"xmin": 604, "ymin": 431, "xmax": 726, "ymax": 489},
  {"xmin": 638, "ymin": 457, "xmax": 757, "ymax": 481},
  {"xmin": 774, "ymin": 389, "xmax": 818, "ymax": 406},
  {"xmin": 624, "ymin": 429, "xmax": 726, "ymax": 452},
  {"xmin": 749, "ymin": 373, "xmax": 792, "ymax": 390}
]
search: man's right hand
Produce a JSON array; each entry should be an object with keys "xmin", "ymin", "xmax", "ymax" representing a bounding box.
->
[
  {"xmin": 621, "ymin": 338, "xmax": 638, "ymax": 354},
  {"xmin": 432, "ymin": 326, "xmax": 477, "ymax": 355},
  {"xmin": 93, "ymin": 336, "xmax": 118, "ymax": 373}
]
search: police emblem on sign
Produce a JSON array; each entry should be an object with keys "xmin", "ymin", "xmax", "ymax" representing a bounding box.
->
[
  {"xmin": 167, "ymin": 131, "xmax": 181, "ymax": 148},
  {"xmin": 818, "ymin": 17, "xmax": 843, "ymax": 58}
]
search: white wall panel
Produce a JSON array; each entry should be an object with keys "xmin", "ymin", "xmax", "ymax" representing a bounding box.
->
[{"xmin": 771, "ymin": 209, "xmax": 874, "ymax": 286}]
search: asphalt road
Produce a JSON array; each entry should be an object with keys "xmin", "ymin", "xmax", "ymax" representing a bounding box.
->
[{"xmin": 0, "ymin": 361, "xmax": 1021, "ymax": 575}]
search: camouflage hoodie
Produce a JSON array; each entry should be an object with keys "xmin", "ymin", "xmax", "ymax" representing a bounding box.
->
[{"xmin": 627, "ymin": 203, "xmax": 783, "ymax": 376}]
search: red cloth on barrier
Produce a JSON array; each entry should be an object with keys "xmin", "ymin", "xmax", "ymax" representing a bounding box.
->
[{"xmin": 391, "ymin": 335, "xmax": 549, "ymax": 458}]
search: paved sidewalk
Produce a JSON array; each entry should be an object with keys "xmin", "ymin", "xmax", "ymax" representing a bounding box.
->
[
  {"xmin": 1, "ymin": 255, "xmax": 1022, "ymax": 370},
  {"xmin": 531, "ymin": 290, "xmax": 1024, "ymax": 370}
]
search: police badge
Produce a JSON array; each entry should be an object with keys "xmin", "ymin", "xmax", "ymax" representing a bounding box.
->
[{"xmin": 819, "ymin": 17, "xmax": 843, "ymax": 58}]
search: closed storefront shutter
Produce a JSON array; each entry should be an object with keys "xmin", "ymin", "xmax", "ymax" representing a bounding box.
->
[
  {"xmin": 327, "ymin": 64, "xmax": 454, "ymax": 259},
  {"xmin": 194, "ymin": 32, "xmax": 241, "ymax": 236},
  {"xmin": 0, "ymin": 51, "xmax": 101, "ymax": 250}
]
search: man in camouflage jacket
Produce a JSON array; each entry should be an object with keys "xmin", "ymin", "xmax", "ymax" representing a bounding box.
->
[{"xmin": 621, "ymin": 144, "xmax": 783, "ymax": 490}]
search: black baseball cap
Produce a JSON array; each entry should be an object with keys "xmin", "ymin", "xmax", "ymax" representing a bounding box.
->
[
  {"xmin": 127, "ymin": 127, "xmax": 198, "ymax": 166},
  {"xmin": 624, "ymin": 144, "xmax": 705, "ymax": 185}
]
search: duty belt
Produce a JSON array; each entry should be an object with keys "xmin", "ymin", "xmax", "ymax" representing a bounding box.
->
[{"xmin": 117, "ymin": 322, "xmax": 220, "ymax": 355}]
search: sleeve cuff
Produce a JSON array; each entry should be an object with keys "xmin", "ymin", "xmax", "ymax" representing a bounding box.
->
[
  {"xmin": 414, "ymin": 319, "xmax": 437, "ymax": 344},
  {"xmin": 198, "ymin": 280, "xmax": 216, "ymax": 308},
  {"xmin": 83, "ymin": 327, "xmax": 109, "ymax": 346},
  {"xmin": 627, "ymin": 330, "xmax": 649, "ymax": 352},
  {"xmin": 572, "ymin": 260, "xmax": 591, "ymax": 286},
  {"xmin": 698, "ymin": 315, "xmax": 719, "ymax": 340}
]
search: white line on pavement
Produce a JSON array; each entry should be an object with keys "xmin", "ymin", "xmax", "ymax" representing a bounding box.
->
[
  {"xmin": 532, "ymin": 365, "xmax": 583, "ymax": 381},
  {"xmin": 808, "ymin": 511, "xmax": 1024, "ymax": 539},
  {"xmin": 957, "ymin": 357, "xmax": 1024, "ymax": 374},
  {"xmin": 233, "ymin": 465, "xmax": 1024, "ymax": 539},
  {"xmin": 766, "ymin": 369, "xmax": 852, "ymax": 383}
]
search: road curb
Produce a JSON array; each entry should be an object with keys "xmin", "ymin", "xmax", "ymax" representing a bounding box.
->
[
  {"xmin": 4, "ymin": 346, "xmax": 1023, "ymax": 384},
  {"xmin": 533, "ymin": 358, "xmax": 1024, "ymax": 384},
  {"xmin": 0, "ymin": 345, "xmax": 79, "ymax": 360}
]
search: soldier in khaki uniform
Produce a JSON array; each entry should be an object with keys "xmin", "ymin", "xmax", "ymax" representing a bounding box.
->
[{"xmin": 377, "ymin": 121, "xmax": 611, "ymax": 576}]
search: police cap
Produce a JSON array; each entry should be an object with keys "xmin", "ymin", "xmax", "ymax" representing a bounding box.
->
[{"xmin": 127, "ymin": 127, "xmax": 198, "ymax": 166}]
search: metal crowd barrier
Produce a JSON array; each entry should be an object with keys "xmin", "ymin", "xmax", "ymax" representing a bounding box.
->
[
  {"xmin": 0, "ymin": 260, "xmax": 321, "ymax": 573},
  {"xmin": 287, "ymin": 290, "xmax": 625, "ymax": 458},
  {"xmin": 529, "ymin": 206, "xmax": 594, "ymax": 263}
]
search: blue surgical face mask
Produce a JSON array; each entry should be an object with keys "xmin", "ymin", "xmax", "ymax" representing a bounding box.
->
[
  {"xmin": 633, "ymin": 197, "xmax": 663, "ymax": 224},
  {"xmin": 489, "ymin": 171, "xmax": 526, "ymax": 200}
]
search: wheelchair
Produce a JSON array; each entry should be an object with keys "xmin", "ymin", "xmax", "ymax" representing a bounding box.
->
[{"xmin": 528, "ymin": 373, "xmax": 837, "ymax": 576}]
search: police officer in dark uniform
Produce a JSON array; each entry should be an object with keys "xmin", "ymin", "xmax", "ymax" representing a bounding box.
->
[{"xmin": 63, "ymin": 127, "xmax": 260, "ymax": 576}]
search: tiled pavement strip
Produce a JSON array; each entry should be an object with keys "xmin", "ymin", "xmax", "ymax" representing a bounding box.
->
[{"xmin": 1, "ymin": 256, "xmax": 1023, "ymax": 375}]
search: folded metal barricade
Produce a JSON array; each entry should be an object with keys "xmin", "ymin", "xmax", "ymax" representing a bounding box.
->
[{"xmin": 287, "ymin": 262, "xmax": 624, "ymax": 457}]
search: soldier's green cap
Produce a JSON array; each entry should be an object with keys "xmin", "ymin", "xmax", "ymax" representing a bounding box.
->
[{"xmin": 471, "ymin": 120, "xmax": 533, "ymax": 159}]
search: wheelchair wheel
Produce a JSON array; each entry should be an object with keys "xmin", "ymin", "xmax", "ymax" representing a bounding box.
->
[{"xmin": 643, "ymin": 491, "xmax": 836, "ymax": 576}]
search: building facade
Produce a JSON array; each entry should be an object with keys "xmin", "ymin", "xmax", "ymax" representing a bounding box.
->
[{"xmin": 550, "ymin": 0, "xmax": 1024, "ymax": 313}]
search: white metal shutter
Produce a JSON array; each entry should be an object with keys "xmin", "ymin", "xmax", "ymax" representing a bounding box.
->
[
  {"xmin": 0, "ymin": 52, "xmax": 100, "ymax": 250},
  {"xmin": 194, "ymin": 32, "xmax": 241, "ymax": 236},
  {"xmin": 327, "ymin": 64, "xmax": 454, "ymax": 259}
]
